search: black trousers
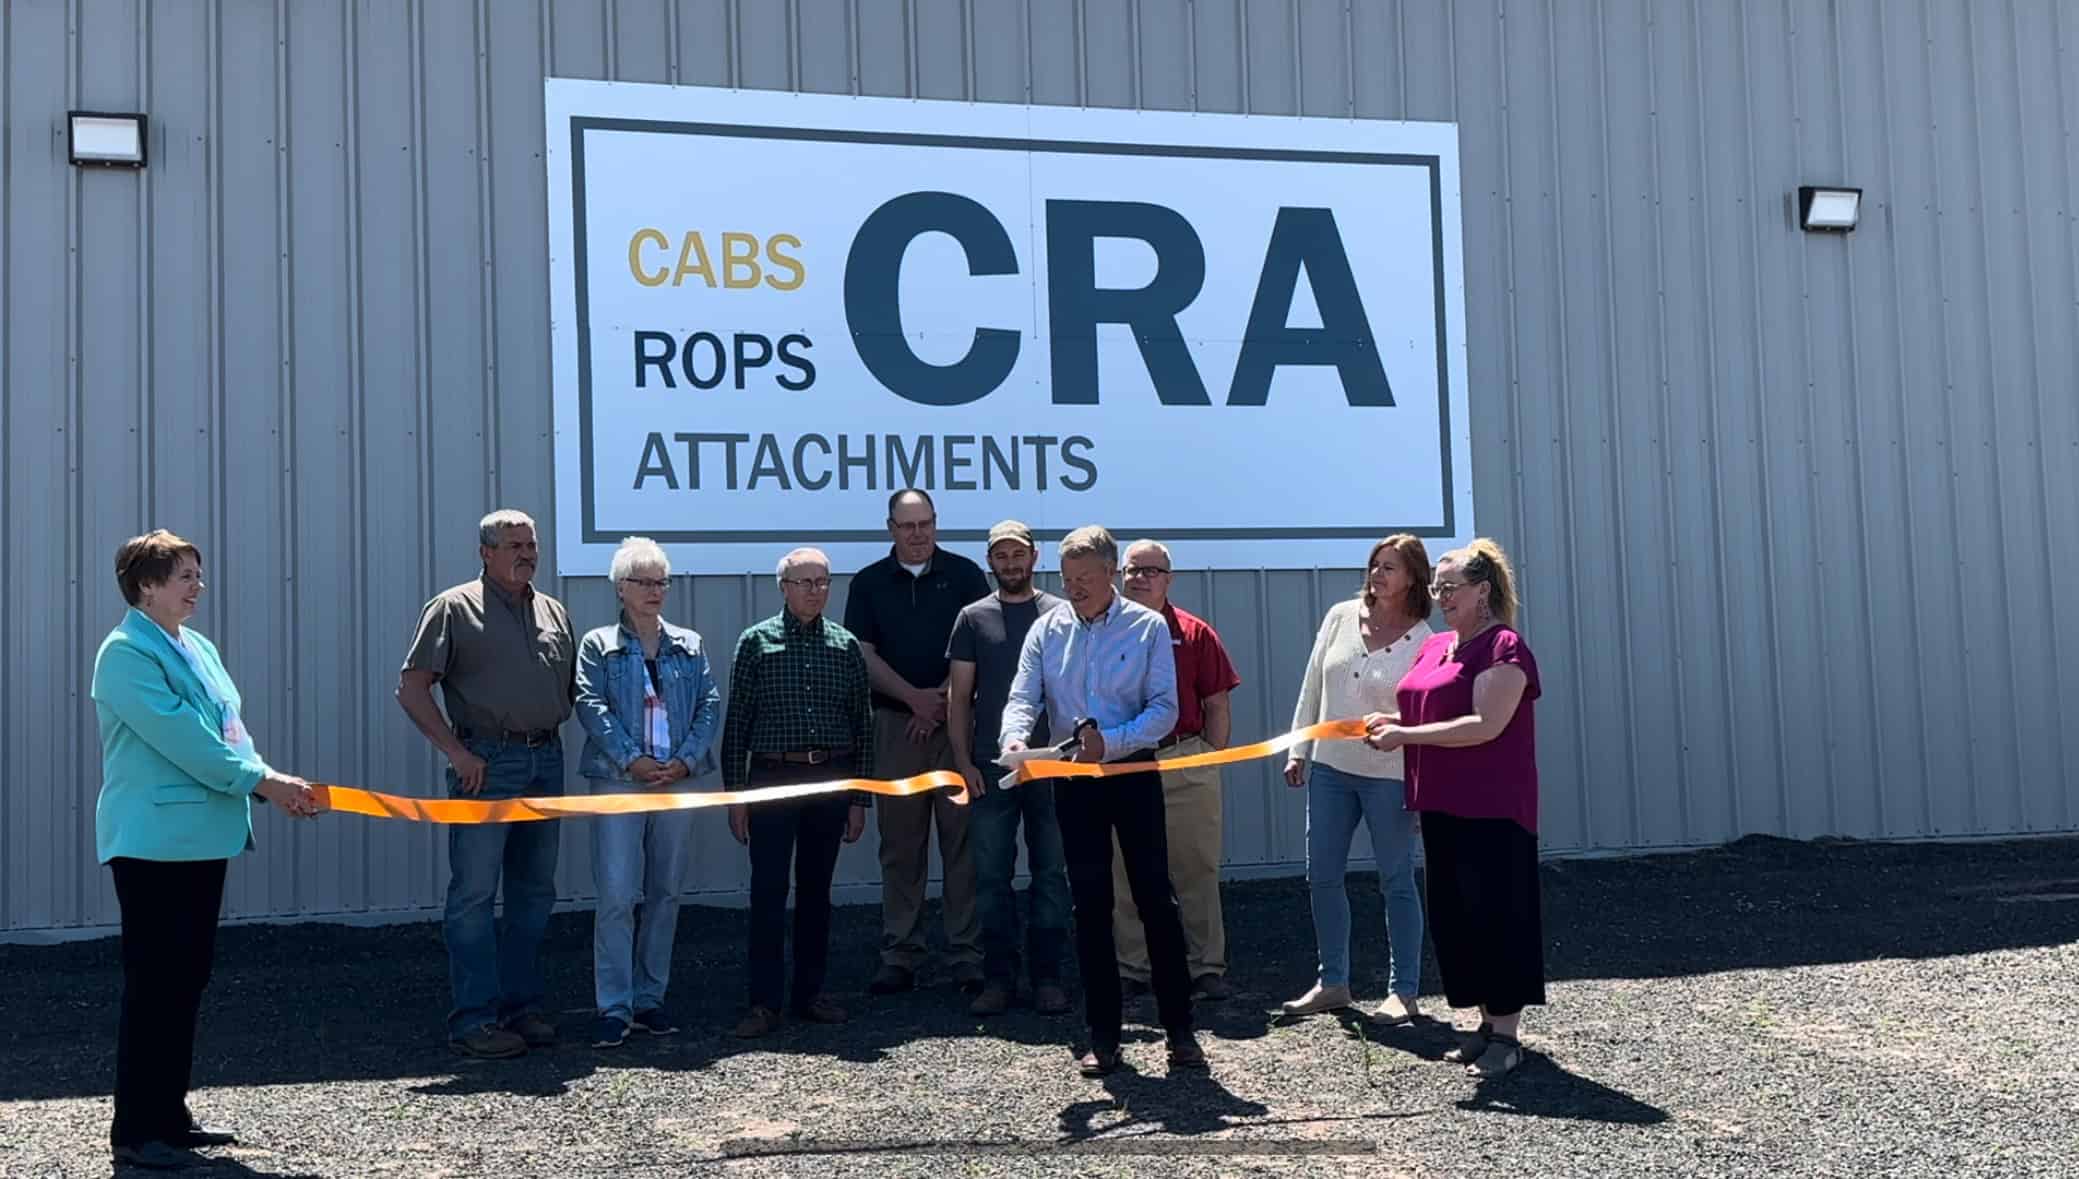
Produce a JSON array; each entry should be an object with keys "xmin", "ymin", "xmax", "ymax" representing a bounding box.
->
[
  {"xmin": 1052, "ymin": 768, "xmax": 1194, "ymax": 1050},
  {"xmin": 1420, "ymin": 811, "xmax": 1546, "ymax": 1017},
  {"xmin": 746, "ymin": 759, "xmax": 852, "ymax": 1013},
  {"xmin": 108, "ymin": 856, "xmax": 228, "ymax": 1149}
]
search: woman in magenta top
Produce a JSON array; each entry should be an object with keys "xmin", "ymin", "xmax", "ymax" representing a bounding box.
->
[{"xmin": 1363, "ymin": 538, "xmax": 1543, "ymax": 1079}]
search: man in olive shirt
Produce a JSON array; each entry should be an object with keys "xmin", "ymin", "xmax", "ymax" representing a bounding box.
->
[
  {"xmin": 720, "ymin": 547, "xmax": 874, "ymax": 1039},
  {"xmin": 845, "ymin": 489, "xmax": 992, "ymax": 995},
  {"xmin": 397, "ymin": 509, "xmax": 576, "ymax": 1060}
]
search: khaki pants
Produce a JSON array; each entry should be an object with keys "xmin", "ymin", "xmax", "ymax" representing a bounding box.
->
[
  {"xmin": 1112, "ymin": 734, "xmax": 1226, "ymax": 981},
  {"xmin": 873, "ymin": 708, "xmax": 980, "ymax": 970}
]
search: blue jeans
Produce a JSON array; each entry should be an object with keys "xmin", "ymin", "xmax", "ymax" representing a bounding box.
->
[
  {"xmin": 589, "ymin": 786, "xmax": 696, "ymax": 1021},
  {"xmin": 968, "ymin": 767, "xmax": 1071, "ymax": 984},
  {"xmin": 443, "ymin": 737, "xmax": 564, "ymax": 1037},
  {"xmin": 1306, "ymin": 763, "xmax": 1423, "ymax": 996}
]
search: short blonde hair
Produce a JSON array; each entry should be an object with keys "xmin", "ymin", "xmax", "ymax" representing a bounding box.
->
[
  {"xmin": 1442, "ymin": 537, "xmax": 1520, "ymax": 626},
  {"xmin": 1058, "ymin": 526, "xmax": 1118, "ymax": 567}
]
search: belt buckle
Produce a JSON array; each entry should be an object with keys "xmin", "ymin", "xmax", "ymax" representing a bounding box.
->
[{"xmin": 805, "ymin": 749, "xmax": 828, "ymax": 766}]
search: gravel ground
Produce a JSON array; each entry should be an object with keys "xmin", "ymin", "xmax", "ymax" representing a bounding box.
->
[{"xmin": 3, "ymin": 834, "xmax": 2076, "ymax": 1179}]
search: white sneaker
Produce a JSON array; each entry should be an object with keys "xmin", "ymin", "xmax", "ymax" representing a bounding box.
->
[{"xmin": 1280, "ymin": 982, "xmax": 1354, "ymax": 1016}]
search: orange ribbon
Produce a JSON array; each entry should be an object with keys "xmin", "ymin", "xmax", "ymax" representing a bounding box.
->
[
  {"xmin": 314, "ymin": 770, "xmax": 968, "ymax": 825},
  {"xmin": 309, "ymin": 719, "xmax": 1375, "ymax": 824},
  {"xmin": 1006, "ymin": 718, "xmax": 1371, "ymax": 784}
]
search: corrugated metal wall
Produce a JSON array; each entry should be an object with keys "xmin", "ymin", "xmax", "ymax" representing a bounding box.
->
[{"xmin": 5, "ymin": 0, "xmax": 2075, "ymax": 934}]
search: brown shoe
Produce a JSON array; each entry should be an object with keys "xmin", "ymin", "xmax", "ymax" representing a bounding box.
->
[
  {"xmin": 1032, "ymin": 982, "xmax": 1072, "ymax": 1015},
  {"xmin": 968, "ymin": 982, "xmax": 1011, "ymax": 1017},
  {"xmin": 793, "ymin": 997, "xmax": 848, "ymax": 1024},
  {"xmin": 1166, "ymin": 1032, "xmax": 1209, "ymax": 1071},
  {"xmin": 503, "ymin": 1012, "xmax": 557, "ymax": 1047},
  {"xmin": 732, "ymin": 1005, "xmax": 783, "ymax": 1039},
  {"xmin": 1192, "ymin": 973, "xmax": 1235, "ymax": 1001},
  {"xmin": 449, "ymin": 1023, "xmax": 528, "ymax": 1059},
  {"xmin": 1076, "ymin": 1046, "xmax": 1123, "ymax": 1077}
]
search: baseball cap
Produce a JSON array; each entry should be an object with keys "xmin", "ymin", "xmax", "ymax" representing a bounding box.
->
[{"xmin": 986, "ymin": 520, "xmax": 1037, "ymax": 552}]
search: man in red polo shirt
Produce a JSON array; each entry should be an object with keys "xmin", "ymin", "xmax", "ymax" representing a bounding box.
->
[{"xmin": 1111, "ymin": 539, "xmax": 1242, "ymax": 1001}]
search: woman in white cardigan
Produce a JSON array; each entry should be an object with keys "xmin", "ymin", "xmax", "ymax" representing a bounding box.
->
[{"xmin": 1281, "ymin": 535, "xmax": 1436, "ymax": 1022}]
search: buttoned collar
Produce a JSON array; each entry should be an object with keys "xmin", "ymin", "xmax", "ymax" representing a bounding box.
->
[
  {"xmin": 481, "ymin": 574, "xmax": 535, "ymax": 609},
  {"xmin": 1074, "ymin": 592, "xmax": 1125, "ymax": 629},
  {"xmin": 782, "ymin": 609, "xmax": 825, "ymax": 637}
]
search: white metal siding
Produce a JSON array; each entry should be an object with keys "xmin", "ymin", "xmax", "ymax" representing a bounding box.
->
[{"xmin": 3, "ymin": 0, "xmax": 2074, "ymax": 932}]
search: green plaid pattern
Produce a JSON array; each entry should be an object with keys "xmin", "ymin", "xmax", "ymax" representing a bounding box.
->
[{"xmin": 721, "ymin": 611, "xmax": 875, "ymax": 799}]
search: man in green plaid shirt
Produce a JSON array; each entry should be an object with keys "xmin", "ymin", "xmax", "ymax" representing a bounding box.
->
[{"xmin": 721, "ymin": 547, "xmax": 874, "ymax": 1039}]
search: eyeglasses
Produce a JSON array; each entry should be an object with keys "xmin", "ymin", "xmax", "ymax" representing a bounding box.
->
[
  {"xmin": 890, "ymin": 518, "xmax": 937, "ymax": 534},
  {"xmin": 1429, "ymin": 581, "xmax": 1470, "ymax": 599},
  {"xmin": 1122, "ymin": 566, "xmax": 1171, "ymax": 579},
  {"xmin": 782, "ymin": 577, "xmax": 833, "ymax": 592},
  {"xmin": 621, "ymin": 577, "xmax": 668, "ymax": 591}
]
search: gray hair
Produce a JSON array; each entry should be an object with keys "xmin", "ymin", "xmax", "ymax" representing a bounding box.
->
[
  {"xmin": 478, "ymin": 509, "xmax": 536, "ymax": 548},
  {"xmin": 609, "ymin": 536, "xmax": 669, "ymax": 583},
  {"xmin": 1124, "ymin": 539, "xmax": 1172, "ymax": 566},
  {"xmin": 1058, "ymin": 525, "xmax": 1118, "ymax": 567},
  {"xmin": 775, "ymin": 546, "xmax": 831, "ymax": 584}
]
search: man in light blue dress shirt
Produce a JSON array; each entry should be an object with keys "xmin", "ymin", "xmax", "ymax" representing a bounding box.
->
[{"xmin": 1001, "ymin": 525, "xmax": 1206, "ymax": 1077}]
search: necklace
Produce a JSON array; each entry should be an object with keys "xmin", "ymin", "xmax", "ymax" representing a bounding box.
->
[
  {"xmin": 1446, "ymin": 619, "xmax": 1501, "ymax": 660},
  {"xmin": 1361, "ymin": 609, "xmax": 1413, "ymax": 654}
]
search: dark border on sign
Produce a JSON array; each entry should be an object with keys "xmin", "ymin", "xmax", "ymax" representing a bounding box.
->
[{"xmin": 568, "ymin": 116, "xmax": 1457, "ymax": 545}]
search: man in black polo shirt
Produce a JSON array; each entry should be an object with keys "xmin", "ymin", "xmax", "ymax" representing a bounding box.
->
[{"xmin": 845, "ymin": 489, "xmax": 992, "ymax": 995}]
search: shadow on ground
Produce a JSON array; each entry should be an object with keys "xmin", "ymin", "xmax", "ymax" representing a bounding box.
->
[{"xmin": 3, "ymin": 833, "xmax": 2073, "ymax": 1120}]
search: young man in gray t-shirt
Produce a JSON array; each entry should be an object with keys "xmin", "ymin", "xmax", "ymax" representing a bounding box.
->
[{"xmin": 945, "ymin": 520, "xmax": 1072, "ymax": 1018}]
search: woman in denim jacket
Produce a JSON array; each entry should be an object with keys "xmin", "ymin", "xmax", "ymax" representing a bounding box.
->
[{"xmin": 574, "ymin": 536, "xmax": 722, "ymax": 1047}]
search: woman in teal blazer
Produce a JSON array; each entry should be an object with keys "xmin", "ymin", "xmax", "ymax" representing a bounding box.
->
[{"xmin": 91, "ymin": 530, "xmax": 318, "ymax": 1171}]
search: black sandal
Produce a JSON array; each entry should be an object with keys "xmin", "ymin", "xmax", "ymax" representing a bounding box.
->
[
  {"xmin": 1442, "ymin": 1021, "xmax": 1491, "ymax": 1064},
  {"xmin": 1467, "ymin": 1032, "xmax": 1523, "ymax": 1078}
]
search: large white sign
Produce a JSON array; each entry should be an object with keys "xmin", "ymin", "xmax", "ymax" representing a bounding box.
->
[{"xmin": 545, "ymin": 80, "xmax": 1471, "ymax": 576}]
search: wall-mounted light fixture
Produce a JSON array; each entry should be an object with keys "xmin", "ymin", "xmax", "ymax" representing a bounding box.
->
[
  {"xmin": 68, "ymin": 111, "xmax": 148, "ymax": 168},
  {"xmin": 1797, "ymin": 185, "xmax": 1860, "ymax": 232}
]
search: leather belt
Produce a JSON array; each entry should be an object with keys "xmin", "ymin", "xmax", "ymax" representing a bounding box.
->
[
  {"xmin": 755, "ymin": 749, "xmax": 850, "ymax": 766},
  {"xmin": 1156, "ymin": 730, "xmax": 1200, "ymax": 751},
  {"xmin": 457, "ymin": 727, "xmax": 558, "ymax": 748}
]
